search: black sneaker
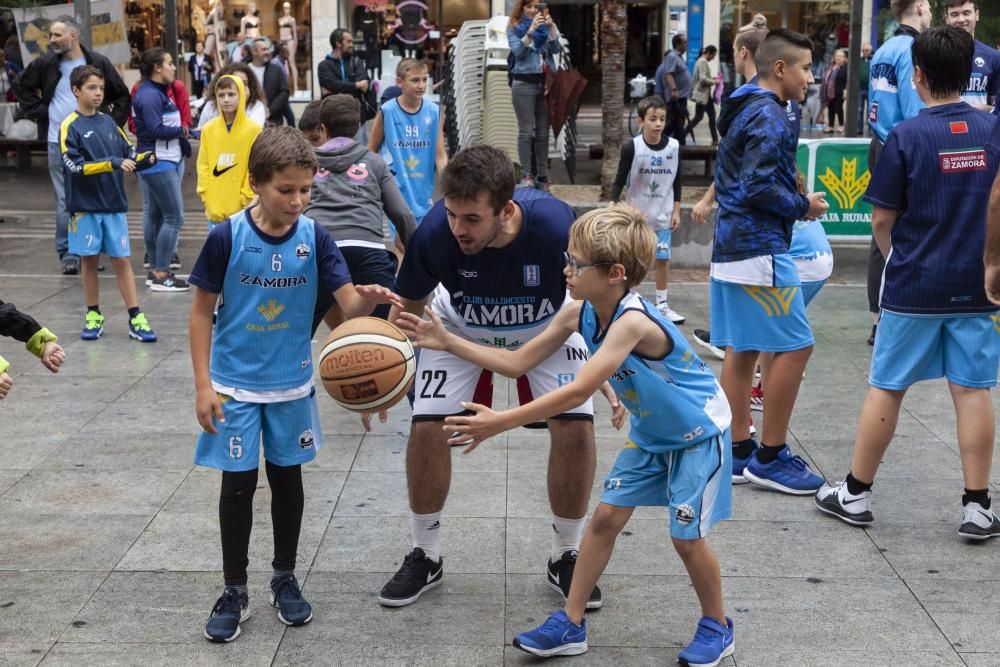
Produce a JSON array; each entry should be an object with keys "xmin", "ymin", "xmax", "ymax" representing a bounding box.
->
[
  {"xmin": 143, "ymin": 252, "xmax": 150, "ymax": 269},
  {"xmin": 958, "ymin": 502, "xmax": 1000, "ymax": 541},
  {"xmin": 145, "ymin": 270, "xmax": 155, "ymax": 287},
  {"xmin": 692, "ymin": 328, "xmax": 725, "ymax": 361},
  {"xmin": 269, "ymin": 574, "xmax": 313, "ymax": 626},
  {"xmin": 61, "ymin": 255, "xmax": 80, "ymax": 275},
  {"xmin": 170, "ymin": 253, "xmax": 182, "ymax": 270},
  {"xmin": 204, "ymin": 587, "xmax": 250, "ymax": 642},
  {"xmin": 149, "ymin": 273, "xmax": 191, "ymax": 292},
  {"xmin": 378, "ymin": 548, "xmax": 443, "ymax": 607},
  {"xmin": 547, "ymin": 551, "xmax": 602, "ymax": 610}
]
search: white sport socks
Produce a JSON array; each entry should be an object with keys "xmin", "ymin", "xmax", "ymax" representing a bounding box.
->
[
  {"xmin": 411, "ymin": 511, "xmax": 443, "ymax": 563},
  {"xmin": 656, "ymin": 289, "xmax": 668, "ymax": 305},
  {"xmin": 551, "ymin": 515, "xmax": 586, "ymax": 561}
]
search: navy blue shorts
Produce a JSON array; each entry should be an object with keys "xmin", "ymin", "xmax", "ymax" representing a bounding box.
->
[{"xmin": 312, "ymin": 245, "xmax": 398, "ymax": 333}]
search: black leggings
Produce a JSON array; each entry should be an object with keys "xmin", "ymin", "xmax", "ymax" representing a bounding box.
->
[
  {"xmin": 220, "ymin": 462, "xmax": 304, "ymax": 586},
  {"xmin": 827, "ymin": 97, "xmax": 844, "ymax": 128},
  {"xmin": 866, "ymin": 137, "xmax": 886, "ymax": 313},
  {"xmin": 686, "ymin": 100, "xmax": 718, "ymax": 143}
]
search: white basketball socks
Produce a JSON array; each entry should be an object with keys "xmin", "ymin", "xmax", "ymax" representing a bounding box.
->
[
  {"xmin": 656, "ymin": 289, "xmax": 668, "ymax": 305},
  {"xmin": 411, "ymin": 511, "xmax": 443, "ymax": 563},
  {"xmin": 551, "ymin": 515, "xmax": 586, "ymax": 561}
]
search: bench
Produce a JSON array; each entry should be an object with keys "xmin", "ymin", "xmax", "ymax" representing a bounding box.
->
[
  {"xmin": 679, "ymin": 144, "xmax": 717, "ymax": 185},
  {"xmin": 0, "ymin": 138, "xmax": 47, "ymax": 171}
]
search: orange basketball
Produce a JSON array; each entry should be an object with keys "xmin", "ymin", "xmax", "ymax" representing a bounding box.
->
[{"xmin": 318, "ymin": 317, "xmax": 416, "ymax": 412}]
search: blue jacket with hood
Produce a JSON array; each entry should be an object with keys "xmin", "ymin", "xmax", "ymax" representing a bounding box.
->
[{"xmin": 712, "ymin": 83, "xmax": 809, "ymax": 263}]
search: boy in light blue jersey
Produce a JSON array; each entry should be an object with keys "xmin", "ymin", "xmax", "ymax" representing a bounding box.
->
[
  {"xmin": 188, "ymin": 127, "xmax": 400, "ymax": 643},
  {"xmin": 368, "ymin": 59, "xmax": 447, "ymax": 243},
  {"xmin": 397, "ymin": 204, "xmax": 734, "ymax": 667},
  {"xmin": 817, "ymin": 27, "xmax": 1000, "ymax": 540}
]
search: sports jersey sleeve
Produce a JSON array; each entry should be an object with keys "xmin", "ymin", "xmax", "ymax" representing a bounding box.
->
[
  {"xmin": 394, "ymin": 212, "xmax": 445, "ymax": 300},
  {"xmin": 188, "ymin": 220, "xmax": 233, "ymax": 293},
  {"xmin": 315, "ymin": 224, "xmax": 354, "ymax": 294},
  {"xmin": 60, "ymin": 118, "xmax": 121, "ymax": 176},
  {"xmin": 740, "ymin": 107, "xmax": 809, "ymax": 219},
  {"xmin": 610, "ymin": 140, "xmax": 635, "ymax": 202},
  {"xmin": 863, "ymin": 131, "xmax": 905, "ymax": 210},
  {"xmin": 896, "ymin": 56, "xmax": 923, "ymax": 122}
]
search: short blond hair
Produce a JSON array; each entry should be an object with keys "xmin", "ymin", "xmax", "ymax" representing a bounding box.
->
[
  {"xmin": 396, "ymin": 58, "xmax": 428, "ymax": 79},
  {"xmin": 569, "ymin": 203, "xmax": 656, "ymax": 290}
]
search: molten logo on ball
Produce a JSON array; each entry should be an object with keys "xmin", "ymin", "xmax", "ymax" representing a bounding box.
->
[{"xmin": 327, "ymin": 348, "xmax": 386, "ymax": 374}]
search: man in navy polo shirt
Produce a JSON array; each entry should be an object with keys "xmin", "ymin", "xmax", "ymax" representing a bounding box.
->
[
  {"xmin": 945, "ymin": 0, "xmax": 1000, "ymax": 113},
  {"xmin": 816, "ymin": 27, "xmax": 1000, "ymax": 541}
]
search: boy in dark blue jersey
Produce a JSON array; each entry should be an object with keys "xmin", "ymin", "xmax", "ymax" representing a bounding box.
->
[
  {"xmin": 945, "ymin": 1, "xmax": 1000, "ymax": 113},
  {"xmin": 188, "ymin": 127, "xmax": 400, "ymax": 642},
  {"xmin": 816, "ymin": 27, "xmax": 1000, "ymax": 541},
  {"xmin": 61, "ymin": 65, "xmax": 156, "ymax": 342},
  {"xmin": 710, "ymin": 29, "xmax": 829, "ymax": 495},
  {"xmin": 396, "ymin": 204, "xmax": 734, "ymax": 666}
]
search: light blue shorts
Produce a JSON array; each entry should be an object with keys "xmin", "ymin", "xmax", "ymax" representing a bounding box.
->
[
  {"xmin": 68, "ymin": 212, "xmax": 130, "ymax": 257},
  {"xmin": 194, "ymin": 388, "xmax": 322, "ymax": 472},
  {"xmin": 801, "ymin": 279, "xmax": 826, "ymax": 307},
  {"xmin": 709, "ymin": 278, "xmax": 814, "ymax": 353},
  {"xmin": 655, "ymin": 228, "xmax": 672, "ymax": 261},
  {"xmin": 870, "ymin": 311, "xmax": 1000, "ymax": 390},
  {"xmin": 601, "ymin": 430, "xmax": 732, "ymax": 540}
]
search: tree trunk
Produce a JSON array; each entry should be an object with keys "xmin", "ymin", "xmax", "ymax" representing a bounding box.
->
[{"xmin": 600, "ymin": 0, "xmax": 627, "ymax": 200}]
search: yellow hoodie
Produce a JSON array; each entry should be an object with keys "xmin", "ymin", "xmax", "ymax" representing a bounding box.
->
[{"xmin": 196, "ymin": 75, "xmax": 262, "ymax": 222}]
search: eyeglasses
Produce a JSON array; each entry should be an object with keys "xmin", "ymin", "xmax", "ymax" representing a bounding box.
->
[{"xmin": 563, "ymin": 252, "xmax": 613, "ymax": 277}]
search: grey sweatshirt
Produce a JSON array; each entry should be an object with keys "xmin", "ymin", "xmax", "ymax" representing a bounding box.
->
[{"xmin": 305, "ymin": 137, "xmax": 416, "ymax": 247}]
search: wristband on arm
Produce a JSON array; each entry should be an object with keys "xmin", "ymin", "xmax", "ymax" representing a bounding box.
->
[{"xmin": 25, "ymin": 327, "xmax": 57, "ymax": 359}]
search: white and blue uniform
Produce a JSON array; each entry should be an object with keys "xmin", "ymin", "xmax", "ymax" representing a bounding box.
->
[
  {"xmin": 580, "ymin": 291, "xmax": 732, "ymax": 539},
  {"xmin": 961, "ymin": 40, "xmax": 1000, "ymax": 110},
  {"xmin": 380, "ymin": 98, "xmax": 440, "ymax": 226},
  {"xmin": 626, "ymin": 134, "xmax": 679, "ymax": 260},
  {"xmin": 189, "ymin": 208, "xmax": 353, "ymax": 471},
  {"xmin": 789, "ymin": 219, "xmax": 833, "ymax": 306},
  {"xmin": 868, "ymin": 25, "xmax": 924, "ymax": 143},
  {"xmin": 395, "ymin": 189, "xmax": 594, "ymax": 419},
  {"xmin": 864, "ymin": 104, "xmax": 1000, "ymax": 390}
]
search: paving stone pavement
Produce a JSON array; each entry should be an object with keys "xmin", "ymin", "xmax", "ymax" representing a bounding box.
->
[{"xmin": 1, "ymin": 237, "xmax": 1000, "ymax": 667}]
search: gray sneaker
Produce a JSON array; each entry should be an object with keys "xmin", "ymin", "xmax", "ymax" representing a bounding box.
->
[{"xmin": 149, "ymin": 273, "xmax": 191, "ymax": 292}]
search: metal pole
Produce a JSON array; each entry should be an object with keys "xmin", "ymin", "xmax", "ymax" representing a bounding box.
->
[
  {"xmin": 164, "ymin": 0, "xmax": 179, "ymax": 63},
  {"xmin": 844, "ymin": 0, "xmax": 864, "ymax": 137},
  {"xmin": 73, "ymin": 0, "xmax": 92, "ymax": 50}
]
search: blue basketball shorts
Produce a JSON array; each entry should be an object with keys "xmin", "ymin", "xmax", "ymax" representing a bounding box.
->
[
  {"xmin": 801, "ymin": 279, "xmax": 826, "ymax": 307},
  {"xmin": 869, "ymin": 311, "xmax": 1000, "ymax": 390},
  {"xmin": 68, "ymin": 212, "xmax": 130, "ymax": 257},
  {"xmin": 194, "ymin": 388, "xmax": 323, "ymax": 472},
  {"xmin": 601, "ymin": 430, "xmax": 732, "ymax": 540},
  {"xmin": 709, "ymin": 278, "xmax": 814, "ymax": 353},
  {"xmin": 655, "ymin": 228, "xmax": 672, "ymax": 261}
]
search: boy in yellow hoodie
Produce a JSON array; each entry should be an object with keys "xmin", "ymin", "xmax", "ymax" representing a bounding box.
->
[{"xmin": 196, "ymin": 75, "xmax": 262, "ymax": 227}]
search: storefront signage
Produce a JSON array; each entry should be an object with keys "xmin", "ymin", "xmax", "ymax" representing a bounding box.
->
[{"xmin": 13, "ymin": 0, "xmax": 130, "ymax": 66}]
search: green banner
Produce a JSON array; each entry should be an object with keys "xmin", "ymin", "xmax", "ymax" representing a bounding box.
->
[{"xmin": 798, "ymin": 138, "xmax": 873, "ymax": 238}]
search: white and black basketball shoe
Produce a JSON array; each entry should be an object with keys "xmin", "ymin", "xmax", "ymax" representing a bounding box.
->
[
  {"xmin": 814, "ymin": 481, "xmax": 874, "ymax": 526},
  {"xmin": 547, "ymin": 551, "xmax": 602, "ymax": 610},
  {"xmin": 958, "ymin": 502, "xmax": 1000, "ymax": 541},
  {"xmin": 378, "ymin": 548, "xmax": 443, "ymax": 607}
]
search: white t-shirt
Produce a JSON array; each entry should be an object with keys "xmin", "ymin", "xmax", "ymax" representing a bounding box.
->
[
  {"xmin": 249, "ymin": 63, "xmax": 266, "ymax": 89},
  {"xmin": 198, "ymin": 99, "xmax": 267, "ymax": 129}
]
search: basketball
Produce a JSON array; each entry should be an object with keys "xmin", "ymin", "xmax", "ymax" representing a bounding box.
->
[{"xmin": 318, "ymin": 317, "xmax": 416, "ymax": 412}]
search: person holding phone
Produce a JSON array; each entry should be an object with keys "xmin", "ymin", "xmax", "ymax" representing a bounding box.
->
[{"xmin": 507, "ymin": 0, "xmax": 561, "ymax": 191}]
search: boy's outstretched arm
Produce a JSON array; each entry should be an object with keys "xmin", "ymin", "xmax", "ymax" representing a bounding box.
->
[
  {"xmin": 395, "ymin": 301, "xmax": 580, "ymax": 380},
  {"xmin": 190, "ymin": 287, "xmax": 223, "ymax": 434},
  {"xmin": 333, "ymin": 282, "xmax": 404, "ymax": 320},
  {"xmin": 986, "ymin": 170, "xmax": 1000, "ymax": 304},
  {"xmin": 444, "ymin": 310, "xmax": 648, "ymax": 452}
]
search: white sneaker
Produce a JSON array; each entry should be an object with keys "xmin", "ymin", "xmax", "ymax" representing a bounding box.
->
[
  {"xmin": 814, "ymin": 481, "xmax": 874, "ymax": 526},
  {"xmin": 656, "ymin": 303, "xmax": 686, "ymax": 325},
  {"xmin": 958, "ymin": 502, "xmax": 1000, "ymax": 540},
  {"xmin": 693, "ymin": 328, "xmax": 725, "ymax": 360}
]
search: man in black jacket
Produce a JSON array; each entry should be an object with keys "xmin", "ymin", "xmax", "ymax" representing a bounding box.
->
[
  {"xmin": 317, "ymin": 29, "xmax": 371, "ymax": 141},
  {"xmin": 248, "ymin": 38, "xmax": 290, "ymax": 125},
  {"xmin": 12, "ymin": 16, "xmax": 130, "ymax": 274}
]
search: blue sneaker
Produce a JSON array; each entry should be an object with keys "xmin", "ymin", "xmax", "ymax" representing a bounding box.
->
[
  {"xmin": 269, "ymin": 574, "xmax": 313, "ymax": 626},
  {"xmin": 204, "ymin": 587, "xmax": 250, "ymax": 642},
  {"xmin": 732, "ymin": 440, "xmax": 758, "ymax": 484},
  {"xmin": 678, "ymin": 616, "xmax": 734, "ymax": 667},
  {"xmin": 128, "ymin": 312, "xmax": 158, "ymax": 342},
  {"xmin": 744, "ymin": 445, "xmax": 823, "ymax": 495},
  {"xmin": 80, "ymin": 311, "xmax": 104, "ymax": 340},
  {"xmin": 512, "ymin": 610, "xmax": 588, "ymax": 658}
]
